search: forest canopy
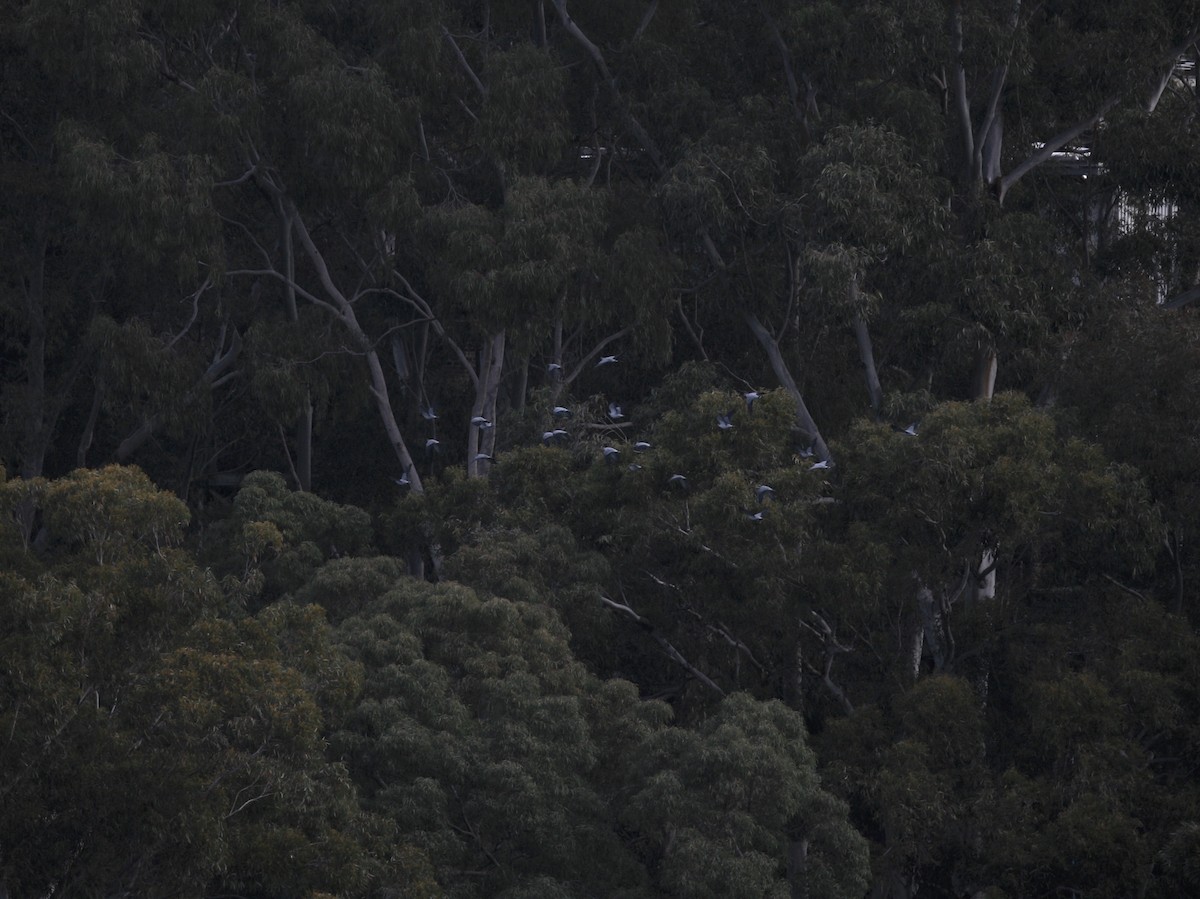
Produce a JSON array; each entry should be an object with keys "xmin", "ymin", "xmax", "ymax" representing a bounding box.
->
[{"xmin": 3, "ymin": 0, "xmax": 1200, "ymax": 896}]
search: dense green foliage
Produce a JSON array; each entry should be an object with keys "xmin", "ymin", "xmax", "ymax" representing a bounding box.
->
[{"xmin": 4, "ymin": 0, "xmax": 1200, "ymax": 896}]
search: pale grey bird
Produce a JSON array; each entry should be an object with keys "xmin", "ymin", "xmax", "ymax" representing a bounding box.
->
[
  {"xmin": 902, "ymin": 422, "xmax": 919, "ymax": 436},
  {"xmin": 597, "ymin": 354, "xmax": 618, "ymax": 367},
  {"xmin": 798, "ymin": 444, "xmax": 815, "ymax": 459},
  {"xmin": 755, "ymin": 485, "xmax": 775, "ymax": 503},
  {"xmin": 608, "ymin": 402, "xmax": 625, "ymax": 420},
  {"xmin": 420, "ymin": 404, "xmax": 438, "ymax": 421},
  {"xmin": 471, "ymin": 416, "xmax": 494, "ymax": 429},
  {"xmin": 552, "ymin": 428, "xmax": 569, "ymax": 441},
  {"xmin": 810, "ymin": 460, "xmax": 830, "ymax": 471},
  {"xmin": 717, "ymin": 409, "xmax": 735, "ymax": 430},
  {"xmin": 628, "ymin": 463, "xmax": 644, "ymax": 472},
  {"xmin": 394, "ymin": 471, "xmax": 411, "ymax": 488},
  {"xmin": 633, "ymin": 441, "xmax": 652, "ymax": 453},
  {"xmin": 603, "ymin": 446, "xmax": 620, "ymax": 464},
  {"xmin": 426, "ymin": 438, "xmax": 441, "ymax": 452},
  {"xmin": 744, "ymin": 391, "xmax": 760, "ymax": 411},
  {"xmin": 547, "ymin": 362, "xmax": 563, "ymax": 374},
  {"xmin": 553, "ymin": 406, "xmax": 572, "ymax": 418},
  {"xmin": 668, "ymin": 473, "xmax": 689, "ymax": 488},
  {"xmin": 748, "ymin": 510, "xmax": 766, "ymax": 521},
  {"xmin": 542, "ymin": 431, "xmax": 557, "ymax": 446},
  {"xmin": 475, "ymin": 452, "xmax": 495, "ymax": 463}
]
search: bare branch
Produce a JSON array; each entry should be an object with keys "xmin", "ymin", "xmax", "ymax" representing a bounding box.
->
[
  {"xmin": 951, "ymin": 2, "xmax": 975, "ymax": 168},
  {"xmin": 551, "ymin": 0, "xmax": 665, "ymax": 172},
  {"xmin": 599, "ymin": 594, "xmax": 726, "ymax": 696},
  {"xmin": 391, "ymin": 268, "xmax": 480, "ymax": 386},
  {"xmin": 757, "ymin": 0, "xmax": 813, "ymax": 139},
  {"xmin": 224, "ymin": 268, "xmax": 342, "ymax": 318},
  {"xmin": 998, "ymin": 97, "xmax": 1119, "ymax": 202},
  {"xmin": 1101, "ymin": 572, "xmax": 1149, "ymax": 602},
  {"xmin": 442, "ymin": 27, "xmax": 488, "ymax": 98},
  {"xmin": 166, "ymin": 275, "xmax": 213, "ymax": 349},
  {"xmin": 632, "ymin": 0, "xmax": 658, "ymax": 42},
  {"xmin": 563, "ymin": 326, "xmax": 631, "ymax": 385}
]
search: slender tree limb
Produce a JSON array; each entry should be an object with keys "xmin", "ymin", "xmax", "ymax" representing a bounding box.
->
[
  {"xmin": 998, "ymin": 97, "xmax": 1119, "ymax": 202},
  {"xmin": 676, "ymin": 297, "xmax": 709, "ymax": 360},
  {"xmin": 950, "ymin": 1, "xmax": 975, "ymax": 171},
  {"xmin": 166, "ymin": 275, "xmax": 213, "ymax": 349},
  {"xmin": 632, "ymin": 0, "xmax": 658, "ymax": 42},
  {"xmin": 76, "ymin": 378, "xmax": 104, "ymax": 469},
  {"xmin": 551, "ymin": 0, "xmax": 666, "ymax": 172},
  {"xmin": 799, "ymin": 612, "xmax": 855, "ymax": 714},
  {"xmin": 757, "ymin": 0, "xmax": 813, "ymax": 140},
  {"xmin": 1147, "ymin": 28, "xmax": 1200, "ymax": 113},
  {"xmin": 599, "ymin": 594, "xmax": 726, "ymax": 696},
  {"xmin": 225, "ymin": 268, "xmax": 342, "ymax": 318},
  {"xmin": 391, "ymin": 268, "xmax": 480, "ymax": 387},
  {"xmin": 974, "ymin": 1, "xmax": 1021, "ymax": 183},
  {"xmin": 1101, "ymin": 572, "xmax": 1149, "ymax": 602},
  {"xmin": 442, "ymin": 26, "xmax": 488, "ymax": 98},
  {"xmin": 116, "ymin": 329, "xmax": 242, "ymax": 463},
  {"xmin": 562, "ymin": 326, "xmax": 631, "ymax": 386}
]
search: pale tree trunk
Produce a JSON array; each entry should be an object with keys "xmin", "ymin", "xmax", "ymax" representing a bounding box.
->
[
  {"xmin": 903, "ymin": 608, "xmax": 925, "ymax": 684},
  {"xmin": 467, "ymin": 332, "xmax": 505, "ymax": 478},
  {"xmin": 279, "ymin": 207, "xmax": 313, "ymax": 491},
  {"xmin": 743, "ymin": 311, "xmax": 832, "ymax": 462},
  {"xmin": 787, "ymin": 836, "xmax": 810, "ymax": 899},
  {"xmin": 915, "ymin": 579, "xmax": 947, "ymax": 672},
  {"xmin": 76, "ymin": 378, "xmax": 104, "ymax": 468},
  {"xmin": 283, "ymin": 198, "xmax": 426, "ymax": 492},
  {"xmin": 852, "ymin": 314, "xmax": 883, "ymax": 418},
  {"xmin": 971, "ymin": 348, "xmax": 998, "ymax": 603}
]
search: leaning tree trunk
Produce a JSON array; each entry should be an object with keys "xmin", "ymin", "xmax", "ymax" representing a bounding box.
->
[{"xmin": 744, "ymin": 312, "xmax": 832, "ymax": 462}]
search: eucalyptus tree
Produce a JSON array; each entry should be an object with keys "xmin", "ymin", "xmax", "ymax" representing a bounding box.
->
[
  {"xmin": 0, "ymin": 466, "xmax": 414, "ymax": 897},
  {"xmin": 0, "ymin": 0, "xmax": 226, "ymax": 495}
]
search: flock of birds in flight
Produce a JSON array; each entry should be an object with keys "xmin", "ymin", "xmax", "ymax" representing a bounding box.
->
[{"xmin": 398, "ymin": 354, "xmax": 920, "ymax": 515}]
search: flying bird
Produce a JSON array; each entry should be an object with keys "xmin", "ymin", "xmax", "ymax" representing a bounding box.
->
[
  {"xmin": 420, "ymin": 404, "xmax": 438, "ymax": 421},
  {"xmin": 810, "ymin": 460, "xmax": 830, "ymax": 471},
  {"xmin": 797, "ymin": 444, "xmax": 815, "ymax": 459},
  {"xmin": 597, "ymin": 354, "xmax": 618, "ymax": 367},
  {"xmin": 474, "ymin": 452, "xmax": 495, "ymax": 463},
  {"xmin": 471, "ymin": 416, "xmax": 494, "ymax": 429},
  {"xmin": 603, "ymin": 446, "xmax": 620, "ymax": 464},
  {"xmin": 628, "ymin": 463, "xmax": 644, "ymax": 472},
  {"xmin": 394, "ymin": 471, "xmax": 411, "ymax": 488},
  {"xmin": 608, "ymin": 402, "xmax": 625, "ymax": 420},
  {"xmin": 717, "ymin": 410, "xmax": 735, "ymax": 430},
  {"xmin": 668, "ymin": 473, "xmax": 689, "ymax": 488},
  {"xmin": 755, "ymin": 485, "xmax": 775, "ymax": 503},
  {"xmin": 547, "ymin": 362, "xmax": 563, "ymax": 374},
  {"xmin": 552, "ymin": 406, "xmax": 572, "ymax": 419},
  {"xmin": 426, "ymin": 438, "xmax": 441, "ymax": 452},
  {"xmin": 744, "ymin": 391, "xmax": 760, "ymax": 411},
  {"xmin": 542, "ymin": 431, "xmax": 561, "ymax": 446},
  {"xmin": 748, "ymin": 510, "xmax": 766, "ymax": 521},
  {"xmin": 633, "ymin": 441, "xmax": 652, "ymax": 453},
  {"xmin": 901, "ymin": 422, "xmax": 919, "ymax": 436}
]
